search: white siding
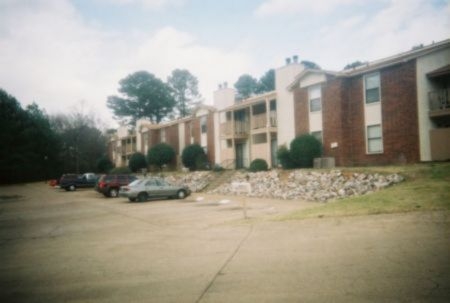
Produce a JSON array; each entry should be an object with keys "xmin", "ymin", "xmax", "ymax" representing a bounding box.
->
[
  {"xmin": 275, "ymin": 63, "xmax": 304, "ymax": 146},
  {"xmin": 416, "ymin": 47, "xmax": 450, "ymax": 161}
]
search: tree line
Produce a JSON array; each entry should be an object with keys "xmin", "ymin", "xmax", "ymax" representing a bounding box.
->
[{"xmin": 0, "ymin": 89, "xmax": 108, "ymax": 184}]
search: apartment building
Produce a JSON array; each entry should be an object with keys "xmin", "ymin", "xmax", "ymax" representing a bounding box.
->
[
  {"xmin": 110, "ymin": 105, "xmax": 216, "ymax": 168},
  {"xmin": 289, "ymin": 39, "xmax": 450, "ymax": 166},
  {"xmin": 109, "ymin": 39, "xmax": 450, "ymax": 169}
]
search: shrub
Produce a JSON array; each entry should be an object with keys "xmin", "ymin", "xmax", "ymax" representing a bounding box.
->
[
  {"xmin": 147, "ymin": 143, "xmax": 176, "ymax": 171},
  {"xmin": 277, "ymin": 145, "xmax": 295, "ymax": 169},
  {"xmin": 289, "ymin": 134, "xmax": 322, "ymax": 168},
  {"xmin": 182, "ymin": 144, "xmax": 206, "ymax": 171},
  {"xmin": 110, "ymin": 166, "xmax": 132, "ymax": 174},
  {"xmin": 96, "ymin": 155, "xmax": 113, "ymax": 173},
  {"xmin": 212, "ymin": 164, "xmax": 224, "ymax": 172},
  {"xmin": 249, "ymin": 158, "xmax": 268, "ymax": 172},
  {"xmin": 128, "ymin": 152, "xmax": 147, "ymax": 172}
]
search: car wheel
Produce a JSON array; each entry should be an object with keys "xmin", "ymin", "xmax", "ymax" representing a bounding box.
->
[
  {"xmin": 177, "ymin": 190, "xmax": 186, "ymax": 199},
  {"xmin": 128, "ymin": 197, "xmax": 136, "ymax": 202},
  {"xmin": 69, "ymin": 184, "xmax": 76, "ymax": 191},
  {"xmin": 109, "ymin": 188, "xmax": 119, "ymax": 198},
  {"xmin": 137, "ymin": 192, "xmax": 148, "ymax": 202}
]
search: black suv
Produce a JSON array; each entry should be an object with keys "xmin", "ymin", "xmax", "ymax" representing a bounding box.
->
[{"xmin": 96, "ymin": 174, "xmax": 137, "ymax": 197}]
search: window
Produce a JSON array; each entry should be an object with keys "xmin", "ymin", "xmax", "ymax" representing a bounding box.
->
[
  {"xmin": 311, "ymin": 131, "xmax": 323, "ymax": 144},
  {"xmin": 200, "ymin": 116, "xmax": 207, "ymax": 133},
  {"xmin": 309, "ymin": 85, "xmax": 322, "ymax": 112},
  {"xmin": 367, "ymin": 124, "xmax": 383, "ymax": 153},
  {"xmin": 252, "ymin": 133, "xmax": 267, "ymax": 144},
  {"xmin": 160, "ymin": 128, "xmax": 166, "ymax": 142},
  {"xmin": 365, "ymin": 73, "xmax": 380, "ymax": 103}
]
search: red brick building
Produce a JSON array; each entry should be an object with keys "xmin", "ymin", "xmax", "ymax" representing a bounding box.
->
[{"xmin": 289, "ymin": 40, "xmax": 450, "ymax": 166}]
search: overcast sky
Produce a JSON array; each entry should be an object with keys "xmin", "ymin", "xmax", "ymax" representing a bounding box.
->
[{"xmin": 1, "ymin": 0, "xmax": 449, "ymax": 127}]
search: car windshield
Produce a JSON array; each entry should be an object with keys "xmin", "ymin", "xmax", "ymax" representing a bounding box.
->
[{"xmin": 128, "ymin": 179, "xmax": 143, "ymax": 187}]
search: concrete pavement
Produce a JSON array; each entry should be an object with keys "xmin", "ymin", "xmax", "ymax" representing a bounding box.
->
[{"xmin": 0, "ymin": 183, "xmax": 449, "ymax": 302}]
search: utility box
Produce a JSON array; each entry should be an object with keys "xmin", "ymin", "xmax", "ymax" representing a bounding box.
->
[{"xmin": 313, "ymin": 157, "xmax": 335, "ymax": 169}]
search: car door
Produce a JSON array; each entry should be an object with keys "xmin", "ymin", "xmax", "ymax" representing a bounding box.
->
[
  {"xmin": 155, "ymin": 179, "xmax": 172, "ymax": 197},
  {"xmin": 145, "ymin": 179, "xmax": 163, "ymax": 198}
]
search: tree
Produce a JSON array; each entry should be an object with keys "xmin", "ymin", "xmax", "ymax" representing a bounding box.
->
[
  {"xmin": 147, "ymin": 143, "xmax": 175, "ymax": 171},
  {"xmin": 128, "ymin": 152, "xmax": 147, "ymax": 172},
  {"xmin": 0, "ymin": 89, "xmax": 61, "ymax": 183},
  {"xmin": 234, "ymin": 74, "xmax": 258, "ymax": 99},
  {"xmin": 289, "ymin": 134, "xmax": 322, "ymax": 168},
  {"xmin": 301, "ymin": 60, "xmax": 321, "ymax": 69},
  {"xmin": 96, "ymin": 155, "xmax": 113, "ymax": 173},
  {"xmin": 181, "ymin": 144, "xmax": 206, "ymax": 171},
  {"xmin": 50, "ymin": 111, "xmax": 107, "ymax": 174},
  {"xmin": 344, "ymin": 61, "xmax": 367, "ymax": 70},
  {"xmin": 107, "ymin": 71, "xmax": 176, "ymax": 125},
  {"xmin": 167, "ymin": 69, "xmax": 201, "ymax": 117},
  {"xmin": 256, "ymin": 69, "xmax": 275, "ymax": 94}
]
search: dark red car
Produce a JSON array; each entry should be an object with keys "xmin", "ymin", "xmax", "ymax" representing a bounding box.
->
[{"xmin": 95, "ymin": 174, "xmax": 137, "ymax": 197}]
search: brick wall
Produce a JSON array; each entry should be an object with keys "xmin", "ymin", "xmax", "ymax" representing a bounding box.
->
[
  {"xmin": 341, "ymin": 60, "xmax": 419, "ymax": 165},
  {"xmin": 206, "ymin": 112, "xmax": 216, "ymax": 164},
  {"xmin": 322, "ymin": 76, "xmax": 346, "ymax": 165},
  {"xmin": 293, "ymin": 86, "xmax": 309, "ymax": 139}
]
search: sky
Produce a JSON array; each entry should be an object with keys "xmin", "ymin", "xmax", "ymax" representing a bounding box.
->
[{"xmin": 1, "ymin": 0, "xmax": 449, "ymax": 128}]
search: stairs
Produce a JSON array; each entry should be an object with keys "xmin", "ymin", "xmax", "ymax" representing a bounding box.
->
[{"xmin": 202, "ymin": 170, "xmax": 236, "ymax": 192}]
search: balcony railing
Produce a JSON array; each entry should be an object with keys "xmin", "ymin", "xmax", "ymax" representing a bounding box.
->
[
  {"xmin": 251, "ymin": 111, "xmax": 277, "ymax": 129},
  {"xmin": 220, "ymin": 121, "xmax": 249, "ymax": 136},
  {"xmin": 251, "ymin": 113, "xmax": 267, "ymax": 129},
  {"xmin": 120, "ymin": 144, "xmax": 137, "ymax": 154},
  {"xmin": 429, "ymin": 88, "xmax": 450, "ymax": 111}
]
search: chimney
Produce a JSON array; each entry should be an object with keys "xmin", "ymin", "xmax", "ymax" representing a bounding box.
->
[
  {"xmin": 293, "ymin": 55, "xmax": 298, "ymax": 63},
  {"xmin": 285, "ymin": 57, "xmax": 291, "ymax": 65}
]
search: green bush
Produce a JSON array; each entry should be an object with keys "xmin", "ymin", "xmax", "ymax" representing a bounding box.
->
[
  {"xmin": 212, "ymin": 164, "xmax": 224, "ymax": 172},
  {"xmin": 249, "ymin": 158, "xmax": 268, "ymax": 172},
  {"xmin": 128, "ymin": 152, "xmax": 147, "ymax": 172},
  {"xmin": 289, "ymin": 134, "xmax": 322, "ymax": 168},
  {"xmin": 96, "ymin": 155, "xmax": 113, "ymax": 173},
  {"xmin": 110, "ymin": 166, "xmax": 132, "ymax": 174},
  {"xmin": 182, "ymin": 144, "xmax": 206, "ymax": 171},
  {"xmin": 277, "ymin": 145, "xmax": 295, "ymax": 169},
  {"xmin": 147, "ymin": 143, "xmax": 175, "ymax": 171}
]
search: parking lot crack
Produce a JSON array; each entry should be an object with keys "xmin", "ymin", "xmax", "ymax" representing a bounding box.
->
[{"xmin": 195, "ymin": 224, "xmax": 254, "ymax": 303}]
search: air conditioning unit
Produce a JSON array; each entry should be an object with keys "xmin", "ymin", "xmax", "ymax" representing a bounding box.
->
[{"xmin": 313, "ymin": 157, "xmax": 335, "ymax": 169}]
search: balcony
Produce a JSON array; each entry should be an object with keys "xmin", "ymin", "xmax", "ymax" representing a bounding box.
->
[
  {"xmin": 220, "ymin": 121, "xmax": 249, "ymax": 138},
  {"xmin": 120, "ymin": 144, "xmax": 137, "ymax": 155},
  {"xmin": 251, "ymin": 111, "xmax": 277, "ymax": 129},
  {"xmin": 429, "ymin": 89, "xmax": 450, "ymax": 125}
]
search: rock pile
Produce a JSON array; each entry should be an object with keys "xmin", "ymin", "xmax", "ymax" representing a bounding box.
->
[
  {"xmin": 208, "ymin": 170, "xmax": 404, "ymax": 202},
  {"xmin": 164, "ymin": 171, "xmax": 213, "ymax": 192}
]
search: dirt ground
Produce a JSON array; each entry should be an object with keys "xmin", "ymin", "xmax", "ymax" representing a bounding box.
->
[{"xmin": 0, "ymin": 183, "xmax": 449, "ymax": 302}]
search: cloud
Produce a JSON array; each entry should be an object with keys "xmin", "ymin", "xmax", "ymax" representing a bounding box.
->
[
  {"xmin": 302, "ymin": 0, "xmax": 450, "ymax": 70},
  {"xmin": 95, "ymin": 0, "xmax": 186, "ymax": 10},
  {"xmin": 0, "ymin": 0, "xmax": 250, "ymax": 127},
  {"xmin": 254, "ymin": 0, "xmax": 361, "ymax": 17}
]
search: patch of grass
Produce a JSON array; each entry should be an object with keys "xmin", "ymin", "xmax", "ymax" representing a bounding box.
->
[{"xmin": 280, "ymin": 163, "xmax": 450, "ymax": 220}]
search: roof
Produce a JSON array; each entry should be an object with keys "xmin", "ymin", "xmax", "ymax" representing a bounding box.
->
[
  {"xmin": 219, "ymin": 90, "xmax": 277, "ymax": 112},
  {"xmin": 341, "ymin": 39, "xmax": 450, "ymax": 76},
  {"xmin": 427, "ymin": 64, "xmax": 450, "ymax": 78}
]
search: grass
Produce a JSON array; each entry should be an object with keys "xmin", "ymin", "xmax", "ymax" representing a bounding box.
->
[{"xmin": 279, "ymin": 163, "xmax": 450, "ymax": 220}]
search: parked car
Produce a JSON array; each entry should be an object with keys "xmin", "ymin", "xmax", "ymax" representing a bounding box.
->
[
  {"xmin": 119, "ymin": 177, "xmax": 191, "ymax": 202},
  {"xmin": 59, "ymin": 173, "xmax": 98, "ymax": 191},
  {"xmin": 96, "ymin": 174, "xmax": 137, "ymax": 198}
]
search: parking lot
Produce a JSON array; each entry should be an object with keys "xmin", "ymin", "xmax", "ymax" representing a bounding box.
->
[{"xmin": 0, "ymin": 183, "xmax": 449, "ymax": 302}]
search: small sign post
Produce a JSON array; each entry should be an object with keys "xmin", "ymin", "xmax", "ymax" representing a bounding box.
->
[{"xmin": 231, "ymin": 181, "xmax": 251, "ymax": 219}]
